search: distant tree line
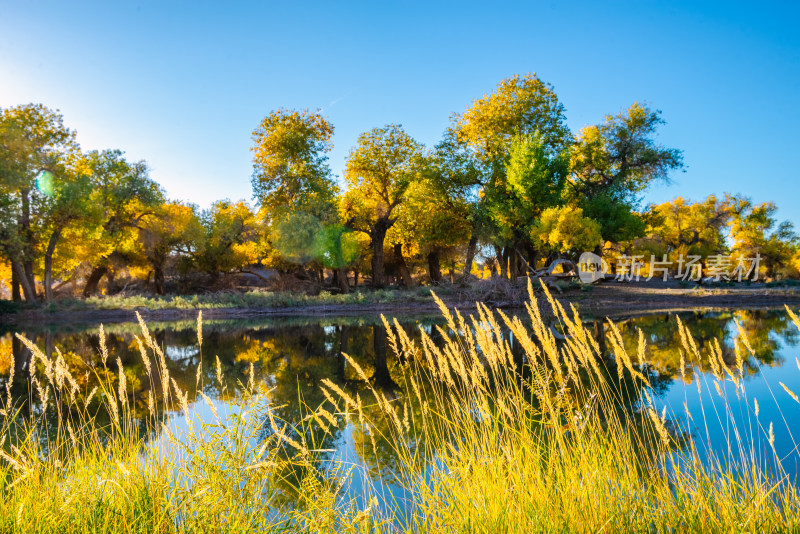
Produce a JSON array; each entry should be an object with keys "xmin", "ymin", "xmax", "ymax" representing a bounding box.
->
[{"xmin": 1, "ymin": 74, "xmax": 798, "ymax": 301}]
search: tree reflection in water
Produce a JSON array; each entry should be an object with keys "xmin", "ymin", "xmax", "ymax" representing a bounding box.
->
[{"xmin": 1, "ymin": 308, "xmax": 798, "ymax": 508}]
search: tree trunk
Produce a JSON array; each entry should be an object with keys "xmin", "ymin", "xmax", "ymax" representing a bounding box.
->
[
  {"xmin": 593, "ymin": 321, "xmax": 606, "ymax": 357},
  {"xmin": 496, "ymin": 246, "xmax": 508, "ymax": 279},
  {"xmin": 427, "ymin": 249, "xmax": 442, "ymax": 284},
  {"xmin": 11, "ymin": 266, "xmax": 20, "ymax": 302},
  {"xmin": 394, "ymin": 244, "xmax": 413, "ymax": 287},
  {"xmin": 23, "ymin": 262, "xmax": 36, "ymax": 299},
  {"xmin": 83, "ymin": 266, "xmax": 109, "ymax": 297},
  {"xmin": 336, "ymin": 266, "xmax": 350, "ymax": 293},
  {"xmin": 370, "ymin": 221, "xmax": 389, "ymax": 288},
  {"xmin": 11, "ymin": 260, "xmax": 36, "ymax": 302},
  {"xmin": 106, "ymin": 270, "xmax": 118, "ymax": 294},
  {"xmin": 510, "ymin": 248, "xmax": 524, "ymax": 279},
  {"xmin": 353, "ymin": 270, "xmax": 359, "ymax": 287},
  {"xmin": 153, "ymin": 263, "xmax": 165, "ymax": 295},
  {"xmin": 19, "ymin": 188, "xmax": 38, "ymax": 300},
  {"xmin": 10, "ymin": 334, "xmax": 30, "ymax": 401},
  {"xmin": 43, "ymin": 228, "xmax": 62, "ymax": 301},
  {"xmin": 524, "ymin": 243, "xmax": 538, "ymax": 272},
  {"xmin": 461, "ymin": 235, "xmax": 478, "ymax": 282},
  {"xmin": 372, "ymin": 325, "xmax": 397, "ymax": 391}
]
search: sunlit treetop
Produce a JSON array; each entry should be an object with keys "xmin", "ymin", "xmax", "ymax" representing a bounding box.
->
[
  {"xmin": 455, "ymin": 73, "xmax": 572, "ymax": 162},
  {"xmin": 251, "ymin": 108, "xmax": 337, "ymax": 221},
  {"xmin": 569, "ymin": 102, "xmax": 683, "ymax": 202},
  {"xmin": 0, "ymin": 103, "xmax": 78, "ymax": 192},
  {"xmin": 342, "ymin": 124, "xmax": 424, "ymax": 227},
  {"xmin": 643, "ymin": 195, "xmax": 731, "ymax": 257}
]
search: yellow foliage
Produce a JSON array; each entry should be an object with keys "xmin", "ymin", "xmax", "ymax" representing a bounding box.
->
[
  {"xmin": 0, "ymin": 260, "xmax": 11, "ymax": 295},
  {"xmin": 0, "ymin": 334, "xmax": 11, "ymax": 375},
  {"xmin": 532, "ymin": 206, "xmax": 602, "ymax": 253}
]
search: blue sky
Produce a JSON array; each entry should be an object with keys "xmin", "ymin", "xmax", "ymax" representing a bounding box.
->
[{"xmin": 1, "ymin": 1, "xmax": 798, "ymax": 223}]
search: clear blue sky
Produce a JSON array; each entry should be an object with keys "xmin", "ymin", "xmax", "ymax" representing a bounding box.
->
[{"xmin": 1, "ymin": 1, "xmax": 798, "ymax": 223}]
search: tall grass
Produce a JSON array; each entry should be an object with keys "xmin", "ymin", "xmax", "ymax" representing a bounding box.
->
[
  {"xmin": 0, "ymin": 313, "xmax": 368, "ymax": 533},
  {"xmin": 2, "ymin": 282, "xmax": 800, "ymax": 532}
]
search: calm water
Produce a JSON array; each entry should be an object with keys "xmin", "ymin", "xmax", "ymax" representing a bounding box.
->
[{"xmin": 2, "ymin": 307, "xmax": 799, "ymax": 510}]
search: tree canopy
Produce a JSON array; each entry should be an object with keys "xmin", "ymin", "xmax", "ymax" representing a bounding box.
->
[{"xmin": 3, "ymin": 74, "xmax": 797, "ymax": 300}]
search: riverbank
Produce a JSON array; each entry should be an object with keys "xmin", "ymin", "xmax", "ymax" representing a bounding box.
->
[{"xmin": 3, "ymin": 280, "xmax": 800, "ymax": 327}]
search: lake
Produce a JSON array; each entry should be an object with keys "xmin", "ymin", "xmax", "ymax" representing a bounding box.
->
[{"xmin": 2, "ymin": 306, "xmax": 799, "ymax": 515}]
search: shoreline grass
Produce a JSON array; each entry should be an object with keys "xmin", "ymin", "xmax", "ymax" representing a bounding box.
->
[
  {"xmin": 42, "ymin": 287, "xmax": 438, "ymax": 313},
  {"xmin": 1, "ymin": 283, "xmax": 799, "ymax": 532}
]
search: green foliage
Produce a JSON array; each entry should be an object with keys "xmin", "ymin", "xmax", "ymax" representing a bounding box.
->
[
  {"xmin": 272, "ymin": 211, "xmax": 323, "ymax": 265},
  {"xmin": 312, "ymin": 224, "xmax": 360, "ymax": 270},
  {"xmin": 389, "ymin": 152, "xmax": 472, "ymax": 258},
  {"xmin": 484, "ymin": 133, "xmax": 571, "ymax": 245},
  {"xmin": 570, "ymin": 102, "xmax": 684, "ymax": 202},
  {"xmin": 568, "ymin": 103, "xmax": 683, "ymax": 244},
  {"xmin": 582, "ymin": 192, "xmax": 646, "ymax": 243},
  {"xmin": 0, "ymin": 103, "xmax": 80, "ymax": 301}
]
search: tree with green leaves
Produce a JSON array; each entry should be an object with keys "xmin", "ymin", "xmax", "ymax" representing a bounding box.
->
[
  {"xmin": 0, "ymin": 103, "xmax": 78, "ymax": 301},
  {"xmin": 426, "ymin": 128, "xmax": 487, "ymax": 281},
  {"xmin": 485, "ymin": 133, "xmax": 571, "ymax": 271},
  {"xmin": 251, "ymin": 109, "xmax": 344, "ymax": 284},
  {"xmin": 341, "ymin": 124, "xmax": 424, "ymax": 287},
  {"xmin": 453, "ymin": 73, "xmax": 573, "ymax": 277},
  {"xmin": 569, "ymin": 103, "xmax": 683, "ymax": 243},
  {"xmin": 138, "ymin": 201, "xmax": 203, "ymax": 294}
]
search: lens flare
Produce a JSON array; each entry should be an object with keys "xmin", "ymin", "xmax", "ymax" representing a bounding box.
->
[{"xmin": 36, "ymin": 170, "xmax": 56, "ymax": 197}]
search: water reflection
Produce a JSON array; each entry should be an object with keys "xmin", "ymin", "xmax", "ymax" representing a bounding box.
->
[{"xmin": 1, "ymin": 308, "xmax": 799, "ymax": 506}]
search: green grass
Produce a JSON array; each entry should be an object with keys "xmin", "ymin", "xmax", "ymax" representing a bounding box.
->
[
  {"xmin": 2, "ymin": 283, "xmax": 800, "ymax": 532},
  {"xmin": 44, "ymin": 287, "xmax": 435, "ymax": 313}
]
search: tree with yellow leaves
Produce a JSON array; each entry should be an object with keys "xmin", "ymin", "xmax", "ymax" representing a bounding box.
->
[
  {"xmin": 138, "ymin": 201, "xmax": 203, "ymax": 294},
  {"xmin": 77, "ymin": 150, "xmax": 163, "ymax": 296},
  {"xmin": 532, "ymin": 206, "xmax": 602, "ymax": 255},
  {"xmin": 639, "ymin": 195, "xmax": 731, "ymax": 262},
  {"xmin": 194, "ymin": 200, "xmax": 259, "ymax": 282},
  {"xmin": 341, "ymin": 125, "xmax": 424, "ymax": 287},
  {"xmin": 727, "ymin": 196, "xmax": 798, "ymax": 279}
]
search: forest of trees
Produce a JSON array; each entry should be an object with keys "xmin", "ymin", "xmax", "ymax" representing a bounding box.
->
[{"xmin": 2, "ymin": 73, "xmax": 799, "ymax": 302}]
